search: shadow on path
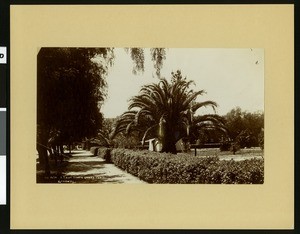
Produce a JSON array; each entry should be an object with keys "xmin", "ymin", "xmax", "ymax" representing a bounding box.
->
[{"xmin": 37, "ymin": 150, "xmax": 145, "ymax": 184}]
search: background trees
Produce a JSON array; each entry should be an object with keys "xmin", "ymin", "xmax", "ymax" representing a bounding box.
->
[{"xmin": 223, "ymin": 107, "xmax": 264, "ymax": 148}]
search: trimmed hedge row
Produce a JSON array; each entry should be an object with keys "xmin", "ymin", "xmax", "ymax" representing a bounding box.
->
[{"xmin": 109, "ymin": 148, "xmax": 264, "ymax": 184}]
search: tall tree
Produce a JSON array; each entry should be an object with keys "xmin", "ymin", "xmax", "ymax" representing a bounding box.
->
[
  {"xmin": 37, "ymin": 48, "xmax": 114, "ymax": 175},
  {"xmin": 113, "ymin": 70, "xmax": 225, "ymax": 154},
  {"xmin": 37, "ymin": 47, "xmax": 167, "ymax": 174}
]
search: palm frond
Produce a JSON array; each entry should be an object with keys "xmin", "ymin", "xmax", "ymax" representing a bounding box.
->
[
  {"xmin": 192, "ymin": 101, "xmax": 218, "ymax": 113},
  {"xmin": 141, "ymin": 124, "xmax": 159, "ymax": 145}
]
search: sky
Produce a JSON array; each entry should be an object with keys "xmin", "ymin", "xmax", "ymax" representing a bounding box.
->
[{"xmin": 101, "ymin": 48, "xmax": 264, "ymax": 118}]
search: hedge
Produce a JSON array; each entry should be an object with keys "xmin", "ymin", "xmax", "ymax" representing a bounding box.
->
[
  {"xmin": 97, "ymin": 147, "xmax": 112, "ymax": 163},
  {"xmin": 108, "ymin": 148, "xmax": 264, "ymax": 184},
  {"xmin": 90, "ymin": 147, "xmax": 99, "ymax": 156}
]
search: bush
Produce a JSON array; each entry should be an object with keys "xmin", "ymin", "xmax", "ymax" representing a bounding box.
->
[
  {"xmin": 97, "ymin": 147, "xmax": 112, "ymax": 163},
  {"xmin": 230, "ymin": 142, "xmax": 241, "ymax": 155},
  {"xmin": 90, "ymin": 147, "xmax": 99, "ymax": 156},
  {"xmin": 220, "ymin": 141, "xmax": 240, "ymax": 154},
  {"xmin": 258, "ymin": 130, "xmax": 264, "ymax": 150},
  {"xmin": 236, "ymin": 130, "xmax": 256, "ymax": 148},
  {"xmin": 109, "ymin": 148, "xmax": 264, "ymax": 184},
  {"xmin": 220, "ymin": 141, "xmax": 231, "ymax": 151}
]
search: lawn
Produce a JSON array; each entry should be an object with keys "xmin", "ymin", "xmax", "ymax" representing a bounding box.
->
[{"xmin": 184, "ymin": 147, "xmax": 263, "ymax": 161}]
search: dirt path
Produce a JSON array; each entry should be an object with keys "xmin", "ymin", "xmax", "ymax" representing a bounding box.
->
[{"xmin": 58, "ymin": 150, "xmax": 145, "ymax": 184}]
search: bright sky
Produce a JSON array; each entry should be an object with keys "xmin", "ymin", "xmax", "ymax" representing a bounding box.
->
[{"xmin": 101, "ymin": 48, "xmax": 264, "ymax": 118}]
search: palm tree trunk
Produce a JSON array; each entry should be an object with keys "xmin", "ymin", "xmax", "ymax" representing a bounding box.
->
[{"xmin": 161, "ymin": 124, "xmax": 177, "ymax": 154}]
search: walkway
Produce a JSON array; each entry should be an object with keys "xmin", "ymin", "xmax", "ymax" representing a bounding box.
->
[{"xmin": 59, "ymin": 150, "xmax": 145, "ymax": 184}]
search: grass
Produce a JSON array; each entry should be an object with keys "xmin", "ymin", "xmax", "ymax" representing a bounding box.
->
[{"xmin": 186, "ymin": 147, "xmax": 263, "ymax": 158}]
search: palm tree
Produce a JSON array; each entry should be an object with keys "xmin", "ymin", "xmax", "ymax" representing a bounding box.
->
[{"xmin": 114, "ymin": 70, "xmax": 226, "ymax": 154}]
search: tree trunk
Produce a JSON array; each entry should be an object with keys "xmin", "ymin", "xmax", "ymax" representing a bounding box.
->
[
  {"xmin": 53, "ymin": 146, "xmax": 58, "ymax": 166},
  {"xmin": 59, "ymin": 145, "xmax": 64, "ymax": 163},
  {"xmin": 161, "ymin": 124, "xmax": 177, "ymax": 154},
  {"xmin": 164, "ymin": 136, "xmax": 177, "ymax": 154},
  {"xmin": 37, "ymin": 129, "xmax": 50, "ymax": 176},
  {"xmin": 37, "ymin": 143, "xmax": 50, "ymax": 176},
  {"xmin": 37, "ymin": 145, "xmax": 45, "ymax": 165}
]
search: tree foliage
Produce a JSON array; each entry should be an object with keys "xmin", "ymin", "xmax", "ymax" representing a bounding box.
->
[
  {"xmin": 258, "ymin": 128, "xmax": 264, "ymax": 150},
  {"xmin": 223, "ymin": 107, "xmax": 264, "ymax": 148},
  {"xmin": 113, "ymin": 70, "xmax": 225, "ymax": 154},
  {"xmin": 127, "ymin": 48, "xmax": 145, "ymax": 75},
  {"xmin": 37, "ymin": 47, "xmax": 168, "ymax": 174},
  {"xmin": 37, "ymin": 48, "xmax": 114, "ymax": 174},
  {"xmin": 126, "ymin": 48, "xmax": 166, "ymax": 77},
  {"xmin": 150, "ymin": 48, "xmax": 166, "ymax": 78}
]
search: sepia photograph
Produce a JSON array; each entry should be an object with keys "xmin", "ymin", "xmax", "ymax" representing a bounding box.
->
[
  {"xmin": 36, "ymin": 47, "xmax": 264, "ymax": 184},
  {"xmin": 10, "ymin": 4, "xmax": 293, "ymax": 229}
]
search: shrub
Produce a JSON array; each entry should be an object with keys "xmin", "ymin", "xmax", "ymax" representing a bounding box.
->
[
  {"xmin": 220, "ymin": 141, "xmax": 231, "ymax": 151},
  {"xmin": 109, "ymin": 149, "xmax": 264, "ymax": 184},
  {"xmin": 97, "ymin": 147, "xmax": 112, "ymax": 163},
  {"xmin": 220, "ymin": 140, "xmax": 240, "ymax": 154},
  {"xmin": 258, "ymin": 130, "xmax": 264, "ymax": 150},
  {"xmin": 230, "ymin": 142, "xmax": 241, "ymax": 155},
  {"xmin": 236, "ymin": 130, "xmax": 256, "ymax": 148},
  {"xmin": 90, "ymin": 147, "xmax": 99, "ymax": 156}
]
